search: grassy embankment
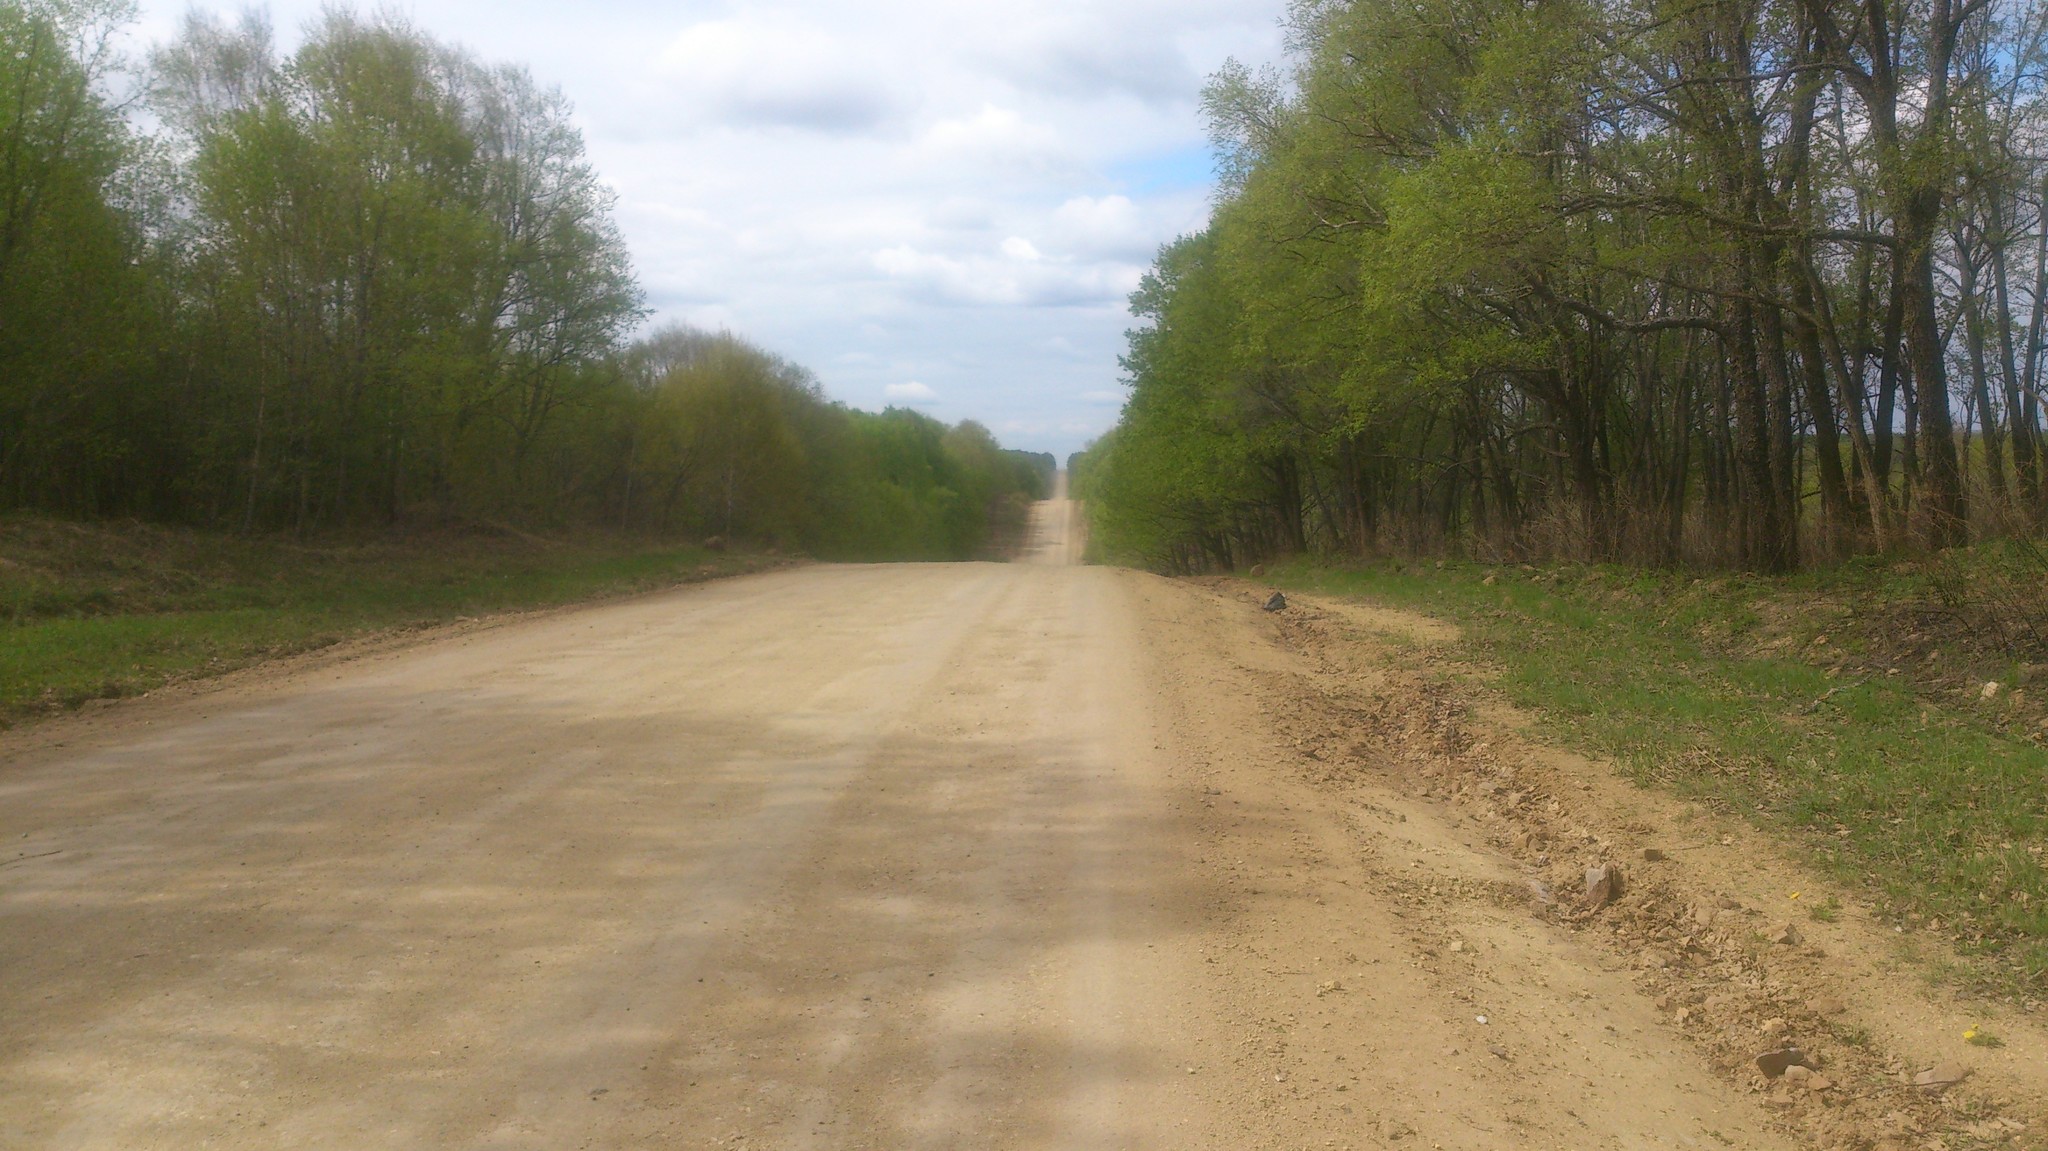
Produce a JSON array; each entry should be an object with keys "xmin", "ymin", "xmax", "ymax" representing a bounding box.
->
[
  {"xmin": 1266, "ymin": 548, "xmax": 2048, "ymax": 1001},
  {"xmin": 1, "ymin": 516, "xmax": 779, "ymax": 727}
]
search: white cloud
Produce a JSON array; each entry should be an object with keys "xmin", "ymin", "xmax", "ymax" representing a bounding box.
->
[
  {"xmin": 136, "ymin": 0, "xmax": 1290, "ymax": 455},
  {"xmin": 886, "ymin": 381, "xmax": 938, "ymax": 400},
  {"xmin": 923, "ymin": 104, "xmax": 1055, "ymax": 154},
  {"xmin": 1048, "ymin": 194, "xmax": 1160, "ymax": 260},
  {"xmin": 654, "ymin": 13, "xmax": 903, "ymax": 132},
  {"xmin": 872, "ymin": 244, "xmax": 1142, "ymax": 308}
]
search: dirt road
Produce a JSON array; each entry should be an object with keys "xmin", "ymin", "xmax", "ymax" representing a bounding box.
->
[{"xmin": 3, "ymin": 488, "xmax": 1830, "ymax": 1149}]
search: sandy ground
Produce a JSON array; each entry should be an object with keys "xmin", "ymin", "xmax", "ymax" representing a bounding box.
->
[{"xmin": 3, "ymin": 484, "xmax": 2038, "ymax": 1150}]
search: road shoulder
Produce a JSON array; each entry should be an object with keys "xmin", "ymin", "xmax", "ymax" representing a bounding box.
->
[
  {"xmin": 1195, "ymin": 572, "xmax": 2046, "ymax": 1150},
  {"xmin": 1117, "ymin": 569, "xmax": 1806, "ymax": 1150}
]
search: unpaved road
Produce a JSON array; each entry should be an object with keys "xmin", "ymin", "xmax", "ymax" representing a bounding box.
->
[{"xmin": 3, "ymin": 487, "xmax": 1964, "ymax": 1149}]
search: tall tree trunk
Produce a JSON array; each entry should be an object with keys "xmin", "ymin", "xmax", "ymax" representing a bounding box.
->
[
  {"xmin": 1803, "ymin": 255, "xmax": 1894, "ymax": 547},
  {"xmin": 1896, "ymin": 190, "xmax": 1967, "ymax": 543},
  {"xmin": 2022, "ymin": 173, "xmax": 2048, "ymax": 523},
  {"xmin": 1874, "ymin": 255, "xmax": 1907, "ymax": 493},
  {"xmin": 1732, "ymin": 291, "xmax": 1794, "ymax": 572},
  {"xmin": 1787, "ymin": 297, "xmax": 1855, "ymax": 555},
  {"xmin": 1756, "ymin": 294, "xmax": 1805, "ymax": 563},
  {"xmin": 1956, "ymin": 228, "xmax": 2008, "ymax": 510},
  {"xmin": 1989, "ymin": 200, "xmax": 2041, "ymax": 517}
]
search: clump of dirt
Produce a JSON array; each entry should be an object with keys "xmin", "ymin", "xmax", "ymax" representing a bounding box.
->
[{"xmin": 1225, "ymin": 579, "xmax": 2048, "ymax": 1151}]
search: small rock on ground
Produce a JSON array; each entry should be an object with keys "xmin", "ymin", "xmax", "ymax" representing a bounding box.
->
[
  {"xmin": 1913, "ymin": 1064, "xmax": 1971, "ymax": 1091},
  {"xmin": 1755, "ymin": 1048, "xmax": 1812, "ymax": 1078},
  {"xmin": 1583, "ymin": 864, "xmax": 1624, "ymax": 909}
]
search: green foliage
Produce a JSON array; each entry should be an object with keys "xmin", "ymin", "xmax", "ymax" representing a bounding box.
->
[
  {"xmin": 156, "ymin": 10, "xmax": 647, "ymax": 527},
  {"xmin": 1088, "ymin": 0, "xmax": 2048, "ymax": 573},
  {"xmin": 0, "ymin": 0, "xmax": 157, "ymax": 512},
  {"xmin": 615, "ymin": 325, "xmax": 1048, "ymax": 561},
  {"xmin": 0, "ymin": 4, "xmax": 1047, "ymax": 560}
]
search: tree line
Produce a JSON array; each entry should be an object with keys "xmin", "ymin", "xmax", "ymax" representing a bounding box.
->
[
  {"xmin": 618, "ymin": 325, "xmax": 1053, "ymax": 560},
  {"xmin": 0, "ymin": 0, "xmax": 1048, "ymax": 559},
  {"xmin": 1077, "ymin": 0, "xmax": 2048, "ymax": 572}
]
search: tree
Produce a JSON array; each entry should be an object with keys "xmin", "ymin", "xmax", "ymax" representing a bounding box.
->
[
  {"xmin": 0, "ymin": 0, "xmax": 153, "ymax": 512},
  {"xmin": 1086, "ymin": 0, "xmax": 2048, "ymax": 572}
]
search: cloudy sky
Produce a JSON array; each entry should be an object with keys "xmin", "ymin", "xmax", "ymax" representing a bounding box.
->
[{"xmin": 126, "ymin": 0, "xmax": 1289, "ymax": 458}]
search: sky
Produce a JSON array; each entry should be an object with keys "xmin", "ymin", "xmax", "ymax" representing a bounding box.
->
[{"xmin": 124, "ymin": 0, "xmax": 1291, "ymax": 459}]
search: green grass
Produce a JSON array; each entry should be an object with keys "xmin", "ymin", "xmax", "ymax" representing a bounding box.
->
[
  {"xmin": 1, "ymin": 517, "xmax": 777, "ymax": 724},
  {"xmin": 1269, "ymin": 555, "xmax": 2048, "ymax": 999}
]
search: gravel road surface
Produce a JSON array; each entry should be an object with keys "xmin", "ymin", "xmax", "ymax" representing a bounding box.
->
[{"xmin": 1, "ymin": 486, "xmax": 1801, "ymax": 1149}]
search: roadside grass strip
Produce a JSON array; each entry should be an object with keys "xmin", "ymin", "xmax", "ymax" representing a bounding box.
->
[
  {"xmin": 1, "ymin": 518, "xmax": 770, "ymax": 723},
  {"xmin": 1270, "ymin": 557, "xmax": 2048, "ymax": 1000}
]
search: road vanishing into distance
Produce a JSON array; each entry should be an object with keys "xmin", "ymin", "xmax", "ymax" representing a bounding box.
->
[{"xmin": 2, "ymin": 480, "xmax": 1801, "ymax": 1150}]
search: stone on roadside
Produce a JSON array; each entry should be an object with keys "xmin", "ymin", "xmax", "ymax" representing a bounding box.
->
[
  {"xmin": 1642, "ymin": 847, "xmax": 1666, "ymax": 862},
  {"xmin": 1755, "ymin": 1048, "xmax": 1810, "ymax": 1078},
  {"xmin": 1982, "ymin": 681, "xmax": 2002, "ymax": 700},
  {"xmin": 1913, "ymin": 1064, "xmax": 1971, "ymax": 1092},
  {"xmin": 1583, "ymin": 864, "xmax": 1623, "ymax": 909},
  {"xmin": 1262, "ymin": 591, "xmax": 1287, "ymax": 613},
  {"xmin": 1249, "ymin": 563, "xmax": 1266, "ymax": 577},
  {"xmin": 1770, "ymin": 922, "xmax": 1803, "ymax": 946}
]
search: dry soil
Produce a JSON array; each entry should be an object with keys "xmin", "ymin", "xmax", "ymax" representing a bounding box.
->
[{"xmin": 3, "ymin": 485, "xmax": 2041, "ymax": 1150}]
